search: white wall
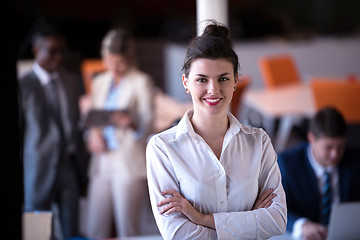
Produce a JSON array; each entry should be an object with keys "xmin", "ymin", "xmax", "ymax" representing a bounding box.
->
[{"xmin": 164, "ymin": 36, "xmax": 360, "ymax": 101}]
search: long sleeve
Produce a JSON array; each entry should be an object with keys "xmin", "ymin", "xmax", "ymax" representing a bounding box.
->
[
  {"xmin": 146, "ymin": 112, "xmax": 287, "ymax": 240},
  {"xmin": 146, "ymin": 136, "xmax": 217, "ymax": 240},
  {"xmin": 212, "ymin": 130, "xmax": 287, "ymax": 239}
]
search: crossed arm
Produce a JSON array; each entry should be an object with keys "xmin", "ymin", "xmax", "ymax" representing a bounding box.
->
[
  {"xmin": 157, "ymin": 188, "xmax": 276, "ymax": 229},
  {"xmin": 147, "ymin": 132, "xmax": 287, "ymax": 239}
]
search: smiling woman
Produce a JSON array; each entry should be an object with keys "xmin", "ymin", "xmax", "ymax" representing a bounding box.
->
[
  {"xmin": 146, "ymin": 20, "xmax": 287, "ymax": 240},
  {"xmin": 183, "ymin": 58, "xmax": 236, "ymax": 119}
]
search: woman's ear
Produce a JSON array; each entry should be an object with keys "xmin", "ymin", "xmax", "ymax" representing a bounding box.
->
[
  {"xmin": 182, "ymin": 74, "xmax": 189, "ymax": 93},
  {"xmin": 235, "ymin": 73, "xmax": 239, "ymax": 84},
  {"xmin": 233, "ymin": 74, "xmax": 239, "ymax": 91}
]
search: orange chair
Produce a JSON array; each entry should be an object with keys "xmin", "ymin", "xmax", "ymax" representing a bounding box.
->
[
  {"xmin": 230, "ymin": 76, "xmax": 250, "ymax": 117},
  {"xmin": 310, "ymin": 79, "xmax": 360, "ymax": 123},
  {"xmin": 259, "ymin": 54, "xmax": 300, "ymax": 89},
  {"xmin": 81, "ymin": 59, "xmax": 106, "ymax": 94}
]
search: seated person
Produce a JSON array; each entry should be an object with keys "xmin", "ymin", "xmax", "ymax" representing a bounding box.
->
[{"xmin": 277, "ymin": 107, "xmax": 360, "ymax": 240}]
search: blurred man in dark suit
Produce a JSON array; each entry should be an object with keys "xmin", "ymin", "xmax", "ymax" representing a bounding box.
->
[
  {"xmin": 18, "ymin": 19, "xmax": 85, "ymax": 239},
  {"xmin": 277, "ymin": 107, "xmax": 360, "ymax": 240}
]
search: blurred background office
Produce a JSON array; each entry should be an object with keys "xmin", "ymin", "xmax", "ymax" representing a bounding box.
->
[
  {"xmin": 10, "ymin": 0, "xmax": 360, "ymax": 238},
  {"xmin": 16, "ymin": 0, "xmax": 360, "ymax": 92}
]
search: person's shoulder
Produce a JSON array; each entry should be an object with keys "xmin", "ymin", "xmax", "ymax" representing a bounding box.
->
[
  {"xmin": 232, "ymin": 117, "xmax": 265, "ymax": 136},
  {"xmin": 237, "ymin": 123, "xmax": 272, "ymax": 143},
  {"xmin": 128, "ymin": 68, "xmax": 153, "ymax": 83},
  {"xmin": 18, "ymin": 71, "xmax": 39, "ymax": 93},
  {"xmin": 93, "ymin": 70, "xmax": 110, "ymax": 81},
  {"xmin": 239, "ymin": 122, "xmax": 261, "ymax": 134},
  {"xmin": 92, "ymin": 71, "xmax": 111, "ymax": 87},
  {"xmin": 282, "ymin": 142, "xmax": 308, "ymax": 154},
  {"xmin": 278, "ymin": 142, "xmax": 308, "ymax": 161},
  {"xmin": 19, "ymin": 70, "xmax": 36, "ymax": 83},
  {"xmin": 148, "ymin": 125, "xmax": 178, "ymax": 146}
]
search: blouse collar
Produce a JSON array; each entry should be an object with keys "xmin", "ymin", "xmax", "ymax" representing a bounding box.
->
[{"xmin": 174, "ymin": 109, "xmax": 254, "ymax": 141}]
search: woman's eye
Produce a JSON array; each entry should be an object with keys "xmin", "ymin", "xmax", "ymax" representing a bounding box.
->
[
  {"xmin": 197, "ymin": 78, "xmax": 207, "ymax": 82},
  {"xmin": 219, "ymin": 77, "xmax": 229, "ymax": 81}
]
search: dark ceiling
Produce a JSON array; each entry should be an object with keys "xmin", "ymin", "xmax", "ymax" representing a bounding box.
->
[{"xmin": 15, "ymin": 0, "xmax": 360, "ymax": 59}]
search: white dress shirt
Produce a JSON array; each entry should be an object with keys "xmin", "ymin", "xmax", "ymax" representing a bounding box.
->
[
  {"xmin": 291, "ymin": 145, "xmax": 340, "ymax": 239},
  {"xmin": 146, "ymin": 110, "xmax": 287, "ymax": 240}
]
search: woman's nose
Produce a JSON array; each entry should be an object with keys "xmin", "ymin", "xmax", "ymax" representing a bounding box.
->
[{"xmin": 207, "ymin": 81, "xmax": 220, "ymax": 94}]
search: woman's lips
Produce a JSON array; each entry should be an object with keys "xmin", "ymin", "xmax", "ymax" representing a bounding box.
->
[{"xmin": 204, "ymin": 98, "xmax": 221, "ymax": 106}]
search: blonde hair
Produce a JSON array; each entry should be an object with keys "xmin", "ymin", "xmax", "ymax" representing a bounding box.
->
[{"xmin": 101, "ymin": 28, "xmax": 136, "ymax": 66}]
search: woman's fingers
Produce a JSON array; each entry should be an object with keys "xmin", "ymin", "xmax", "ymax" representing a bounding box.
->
[
  {"xmin": 260, "ymin": 193, "xmax": 276, "ymax": 208},
  {"xmin": 254, "ymin": 188, "xmax": 272, "ymax": 207},
  {"xmin": 157, "ymin": 196, "xmax": 186, "ymax": 214},
  {"xmin": 260, "ymin": 188, "xmax": 274, "ymax": 201},
  {"xmin": 157, "ymin": 196, "xmax": 180, "ymax": 207},
  {"xmin": 252, "ymin": 188, "xmax": 276, "ymax": 209},
  {"xmin": 157, "ymin": 190, "xmax": 190, "ymax": 215},
  {"xmin": 263, "ymin": 199, "xmax": 273, "ymax": 208},
  {"xmin": 157, "ymin": 190, "xmax": 183, "ymax": 208},
  {"xmin": 161, "ymin": 189, "xmax": 181, "ymax": 197},
  {"xmin": 156, "ymin": 189, "xmax": 210, "ymax": 227},
  {"xmin": 159, "ymin": 201, "xmax": 176, "ymax": 214}
]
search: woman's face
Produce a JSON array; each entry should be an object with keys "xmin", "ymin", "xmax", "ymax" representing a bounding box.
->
[
  {"xmin": 103, "ymin": 53, "xmax": 129, "ymax": 79},
  {"xmin": 183, "ymin": 58, "xmax": 237, "ymax": 116}
]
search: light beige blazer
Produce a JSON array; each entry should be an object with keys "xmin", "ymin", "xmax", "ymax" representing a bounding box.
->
[{"xmin": 89, "ymin": 68, "xmax": 155, "ymax": 179}]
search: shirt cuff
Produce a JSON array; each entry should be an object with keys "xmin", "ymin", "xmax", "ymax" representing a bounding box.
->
[{"xmin": 292, "ymin": 218, "xmax": 308, "ymax": 239}]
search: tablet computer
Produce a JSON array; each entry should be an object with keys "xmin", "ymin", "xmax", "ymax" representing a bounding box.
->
[{"xmin": 81, "ymin": 109, "xmax": 130, "ymax": 128}]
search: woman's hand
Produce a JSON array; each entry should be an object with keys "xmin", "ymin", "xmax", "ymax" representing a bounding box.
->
[
  {"xmin": 157, "ymin": 189, "xmax": 215, "ymax": 229},
  {"xmin": 87, "ymin": 127, "xmax": 106, "ymax": 154},
  {"xmin": 252, "ymin": 188, "xmax": 276, "ymax": 210},
  {"xmin": 78, "ymin": 94, "xmax": 92, "ymax": 115}
]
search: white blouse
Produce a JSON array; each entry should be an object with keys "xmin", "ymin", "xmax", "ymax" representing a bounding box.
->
[{"xmin": 146, "ymin": 110, "xmax": 287, "ymax": 240}]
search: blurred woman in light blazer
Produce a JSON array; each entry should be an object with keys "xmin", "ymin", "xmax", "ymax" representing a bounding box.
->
[{"xmin": 85, "ymin": 28, "xmax": 155, "ymax": 238}]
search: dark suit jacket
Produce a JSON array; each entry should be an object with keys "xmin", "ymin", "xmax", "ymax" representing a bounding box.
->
[
  {"xmin": 18, "ymin": 67, "xmax": 85, "ymax": 209},
  {"xmin": 277, "ymin": 142, "xmax": 360, "ymax": 232}
]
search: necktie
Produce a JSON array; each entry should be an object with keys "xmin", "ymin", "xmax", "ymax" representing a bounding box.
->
[
  {"xmin": 321, "ymin": 171, "xmax": 332, "ymax": 225},
  {"xmin": 46, "ymin": 79, "xmax": 65, "ymax": 151}
]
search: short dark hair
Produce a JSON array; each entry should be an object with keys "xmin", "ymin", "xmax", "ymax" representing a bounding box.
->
[
  {"xmin": 182, "ymin": 20, "xmax": 239, "ymax": 78},
  {"xmin": 309, "ymin": 107, "xmax": 347, "ymax": 138},
  {"xmin": 30, "ymin": 19, "xmax": 65, "ymax": 47}
]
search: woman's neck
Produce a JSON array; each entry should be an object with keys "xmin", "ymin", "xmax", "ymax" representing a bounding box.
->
[
  {"xmin": 191, "ymin": 110, "xmax": 229, "ymax": 140},
  {"xmin": 113, "ymin": 75, "xmax": 124, "ymax": 86},
  {"xmin": 112, "ymin": 68, "xmax": 131, "ymax": 85}
]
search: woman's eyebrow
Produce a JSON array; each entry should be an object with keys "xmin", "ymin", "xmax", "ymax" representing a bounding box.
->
[
  {"xmin": 195, "ymin": 73, "xmax": 230, "ymax": 77},
  {"xmin": 218, "ymin": 73, "xmax": 231, "ymax": 77},
  {"xmin": 195, "ymin": 74, "xmax": 208, "ymax": 77}
]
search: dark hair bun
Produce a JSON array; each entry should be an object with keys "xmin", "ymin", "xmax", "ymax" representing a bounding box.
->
[
  {"xmin": 202, "ymin": 23, "xmax": 230, "ymax": 39},
  {"xmin": 182, "ymin": 20, "xmax": 239, "ymax": 77}
]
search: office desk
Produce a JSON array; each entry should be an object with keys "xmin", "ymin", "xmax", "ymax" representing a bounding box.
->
[{"xmin": 243, "ymin": 84, "xmax": 316, "ymax": 152}]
